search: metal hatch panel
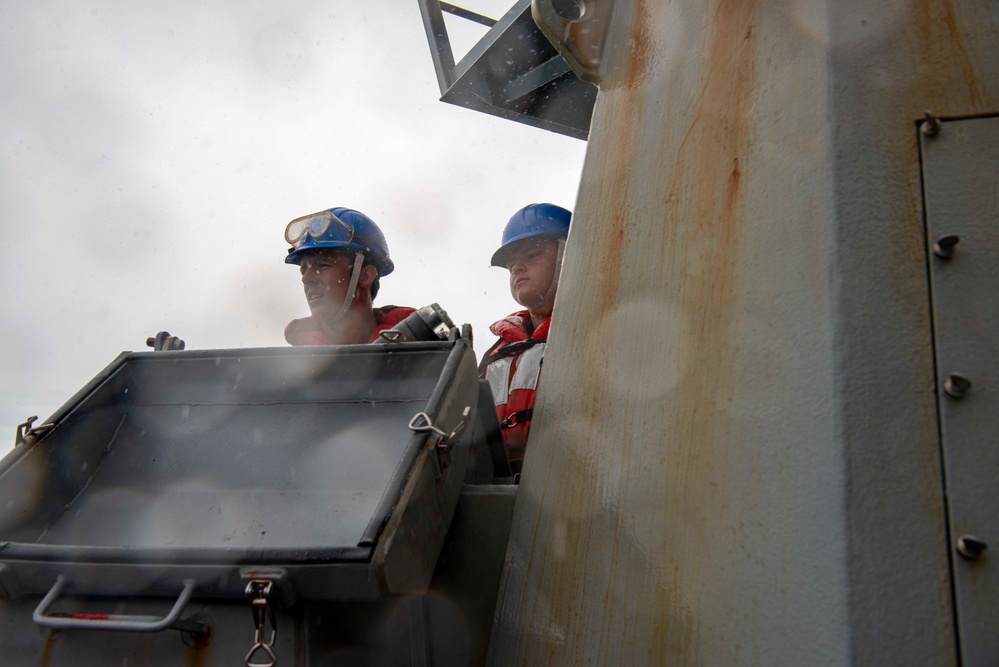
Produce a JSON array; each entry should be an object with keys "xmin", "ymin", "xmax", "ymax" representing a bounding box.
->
[{"xmin": 921, "ymin": 114, "xmax": 999, "ymax": 666}]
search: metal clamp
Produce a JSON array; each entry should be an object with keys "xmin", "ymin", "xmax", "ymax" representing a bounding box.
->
[
  {"xmin": 408, "ymin": 407, "xmax": 470, "ymax": 478},
  {"xmin": 146, "ymin": 331, "xmax": 186, "ymax": 351},
  {"xmin": 15, "ymin": 416, "xmax": 55, "ymax": 447},
  {"xmin": 245, "ymin": 579, "xmax": 278, "ymax": 667},
  {"xmin": 32, "ymin": 576, "xmax": 201, "ymax": 633},
  {"xmin": 408, "ymin": 412, "xmax": 450, "ymax": 439}
]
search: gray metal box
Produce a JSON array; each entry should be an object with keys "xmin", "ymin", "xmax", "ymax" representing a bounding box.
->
[{"xmin": 0, "ymin": 338, "xmax": 480, "ymax": 604}]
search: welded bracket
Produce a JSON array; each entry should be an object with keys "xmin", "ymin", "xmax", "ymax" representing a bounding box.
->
[
  {"xmin": 417, "ymin": 0, "xmax": 596, "ymax": 139},
  {"xmin": 531, "ymin": 0, "xmax": 616, "ymax": 84}
]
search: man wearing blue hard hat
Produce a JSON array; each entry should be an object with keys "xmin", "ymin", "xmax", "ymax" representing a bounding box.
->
[
  {"xmin": 283, "ymin": 207, "xmax": 416, "ymax": 345},
  {"xmin": 479, "ymin": 203, "xmax": 570, "ymax": 475}
]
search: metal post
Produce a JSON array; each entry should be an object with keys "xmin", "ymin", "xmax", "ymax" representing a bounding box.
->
[{"xmin": 489, "ymin": 0, "xmax": 999, "ymax": 664}]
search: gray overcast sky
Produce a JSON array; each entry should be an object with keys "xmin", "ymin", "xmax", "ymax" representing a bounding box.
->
[{"xmin": 0, "ymin": 0, "xmax": 587, "ymax": 442}]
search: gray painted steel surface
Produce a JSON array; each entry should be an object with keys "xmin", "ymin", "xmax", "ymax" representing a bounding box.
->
[
  {"xmin": 417, "ymin": 0, "xmax": 596, "ymax": 140},
  {"xmin": 922, "ymin": 115, "xmax": 999, "ymax": 666},
  {"xmin": 0, "ymin": 338, "xmax": 517, "ymax": 665},
  {"xmin": 488, "ymin": 0, "xmax": 999, "ymax": 665},
  {"xmin": 5, "ymin": 350, "xmax": 441, "ymax": 551},
  {"xmin": 0, "ymin": 343, "xmax": 477, "ymax": 601},
  {"xmin": 0, "ymin": 485, "xmax": 516, "ymax": 666}
]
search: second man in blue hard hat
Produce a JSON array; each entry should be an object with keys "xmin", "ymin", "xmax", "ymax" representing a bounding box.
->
[
  {"xmin": 479, "ymin": 203, "xmax": 571, "ymax": 476},
  {"xmin": 283, "ymin": 207, "xmax": 416, "ymax": 345}
]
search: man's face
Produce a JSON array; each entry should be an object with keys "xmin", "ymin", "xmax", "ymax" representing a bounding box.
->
[
  {"xmin": 299, "ymin": 249, "xmax": 353, "ymax": 318},
  {"xmin": 505, "ymin": 237, "xmax": 560, "ymax": 311}
]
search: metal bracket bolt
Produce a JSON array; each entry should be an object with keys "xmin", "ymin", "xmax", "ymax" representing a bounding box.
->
[
  {"xmin": 14, "ymin": 416, "xmax": 55, "ymax": 447},
  {"xmin": 932, "ymin": 235, "xmax": 960, "ymax": 259},
  {"xmin": 921, "ymin": 110, "xmax": 942, "ymax": 136},
  {"xmin": 956, "ymin": 535, "xmax": 988, "ymax": 560},
  {"xmin": 943, "ymin": 374, "xmax": 971, "ymax": 399},
  {"xmin": 146, "ymin": 331, "xmax": 186, "ymax": 351}
]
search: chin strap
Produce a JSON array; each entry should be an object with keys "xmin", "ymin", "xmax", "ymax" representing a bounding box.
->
[
  {"xmin": 535, "ymin": 237, "xmax": 566, "ymax": 310},
  {"xmin": 328, "ymin": 250, "xmax": 366, "ymax": 325}
]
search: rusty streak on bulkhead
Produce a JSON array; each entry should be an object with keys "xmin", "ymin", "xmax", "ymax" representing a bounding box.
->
[
  {"xmin": 653, "ymin": 0, "xmax": 759, "ymax": 660},
  {"xmin": 551, "ymin": 0, "xmax": 759, "ymax": 661}
]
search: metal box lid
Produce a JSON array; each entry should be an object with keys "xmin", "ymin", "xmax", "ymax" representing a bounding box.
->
[{"xmin": 0, "ymin": 338, "xmax": 480, "ymax": 602}]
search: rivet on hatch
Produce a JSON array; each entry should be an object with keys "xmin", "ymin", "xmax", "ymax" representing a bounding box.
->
[
  {"xmin": 932, "ymin": 235, "xmax": 960, "ymax": 259},
  {"xmin": 956, "ymin": 535, "xmax": 987, "ymax": 561},
  {"xmin": 943, "ymin": 374, "xmax": 971, "ymax": 399}
]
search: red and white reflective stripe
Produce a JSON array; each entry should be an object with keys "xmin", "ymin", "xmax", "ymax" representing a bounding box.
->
[
  {"xmin": 70, "ymin": 613, "xmax": 166, "ymax": 622},
  {"xmin": 509, "ymin": 343, "xmax": 544, "ymax": 392},
  {"xmin": 484, "ymin": 342, "xmax": 546, "ymax": 405},
  {"xmin": 485, "ymin": 356, "xmax": 514, "ymax": 406}
]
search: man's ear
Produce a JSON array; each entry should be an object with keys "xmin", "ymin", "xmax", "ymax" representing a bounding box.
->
[{"xmin": 357, "ymin": 264, "xmax": 378, "ymax": 291}]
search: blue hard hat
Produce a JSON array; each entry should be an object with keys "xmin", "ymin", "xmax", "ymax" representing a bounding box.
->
[
  {"xmin": 284, "ymin": 207, "xmax": 394, "ymax": 276},
  {"xmin": 490, "ymin": 203, "xmax": 571, "ymax": 267}
]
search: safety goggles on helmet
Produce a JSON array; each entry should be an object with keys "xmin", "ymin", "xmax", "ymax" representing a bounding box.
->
[{"xmin": 284, "ymin": 210, "xmax": 354, "ymax": 249}]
